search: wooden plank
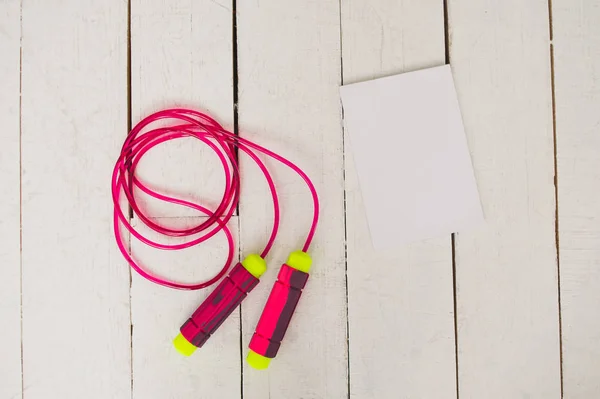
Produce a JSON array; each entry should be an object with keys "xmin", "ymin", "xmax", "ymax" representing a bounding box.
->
[
  {"xmin": 130, "ymin": 1, "xmax": 239, "ymax": 398},
  {"xmin": 0, "ymin": 1, "xmax": 23, "ymax": 398},
  {"xmin": 130, "ymin": 217, "xmax": 240, "ymax": 399},
  {"xmin": 237, "ymin": 1, "xmax": 347, "ymax": 397},
  {"xmin": 340, "ymin": 1, "xmax": 457, "ymax": 397},
  {"xmin": 131, "ymin": 0, "xmax": 233, "ymax": 218},
  {"xmin": 552, "ymin": 0, "xmax": 600, "ymax": 396},
  {"xmin": 20, "ymin": 1, "xmax": 131, "ymax": 397},
  {"xmin": 447, "ymin": 1, "xmax": 561, "ymax": 397}
]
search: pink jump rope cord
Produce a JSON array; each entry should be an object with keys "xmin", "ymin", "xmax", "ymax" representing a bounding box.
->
[{"xmin": 112, "ymin": 108, "xmax": 319, "ymax": 290}]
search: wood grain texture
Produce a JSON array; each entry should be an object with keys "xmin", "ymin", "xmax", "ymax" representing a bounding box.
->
[
  {"xmin": 130, "ymin": 1, "xmax": 239, "ymax": 398},
  {"xmin": 340, "ymin": 1, "xmax": 457, "ymax": 398},
  {"xmin": 553, "ymin": 1, "xmax": 600, "ymax": 397},
  {"xmin": 0, "ymin": 1, "xmax": 22, "ymax": 397},
  {"xmin": 130, "ymin": 217, "xmax": 240, "ymax": 399},
  {"xmin": 20, "ymin": 1, "xmax": 131, "ymax": 397},
  {"xmin": 237, "ymin": 1, "xmax": 347, "ymax": 398},
  {"xmin": 131, "ymin": 0, "xmax": 233, "ymax": 218},
  {"xmin": 447, "ymin": 0, "xmax": 561, "ymax": 397}
]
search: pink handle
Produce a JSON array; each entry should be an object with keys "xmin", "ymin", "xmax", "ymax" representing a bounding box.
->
[
  {"xmin": 249, "ymin": 263, "xmax": 309, "ymax": 358},
  {"xmin": 180, "ymin": 262, "xmax": 260, "ymax": 348}
]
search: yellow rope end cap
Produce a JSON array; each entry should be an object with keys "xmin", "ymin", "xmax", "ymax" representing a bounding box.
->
[
  {"xmin": 286, "ymin": 250, "xmax": 312, "ymax": 273},
  {"xmin": 241, "ymin": 254, "xmax": 267, "ymax": 278},
  {"xmin": 173, "ymin": 333, "xmax": 196, "ymax": 357},
  {"xmin": 247, "ymin": 350, "xmax": 271, "ymax": 370}
]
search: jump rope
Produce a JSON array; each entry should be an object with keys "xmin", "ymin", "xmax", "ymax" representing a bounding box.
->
[{"xmin": 112, "ymin": 108, "xmax": 319, "ymax": 369}]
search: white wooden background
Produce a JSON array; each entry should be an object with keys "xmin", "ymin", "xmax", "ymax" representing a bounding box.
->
[{"xmin": 0, "ymin": 0, "xmax": 598, "ymax": 398}]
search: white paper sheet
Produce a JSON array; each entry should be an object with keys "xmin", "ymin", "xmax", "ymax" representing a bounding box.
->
[{"xmin": 340, "ymin": 65, "xmax": 484, "ymax": 249}]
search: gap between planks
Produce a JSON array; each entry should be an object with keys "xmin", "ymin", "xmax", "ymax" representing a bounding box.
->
[
  {"xmin": 337, "ymin": 0, "xmax": 352, "ymax": 396},
  {"xmin": 547, "ymin": 0, "xmax": 564, "ymax": 396},
  {"xmin": 443, "ymin": 1, "xmax": 461, "ymax": 397},
  {"xmin": 19, "ymin": 0, "xmax": 25, "ymax": 396},
  {"xmin": 232, "ymin": 1, "xmax": 245, "ymax": 396},
  {"xmin": 126, "ymin": 0, "xmax": 134, "ymax": 397}
]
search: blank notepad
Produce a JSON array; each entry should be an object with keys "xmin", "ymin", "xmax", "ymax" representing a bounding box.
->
[{"xmin": 340, "ymin": 65, "xmax": 484, "ymax": 249}]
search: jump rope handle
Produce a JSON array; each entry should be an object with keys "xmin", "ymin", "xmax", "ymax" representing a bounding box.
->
[
  {"xmin": 247, "ymin": 251, "xmax": 312, "ymax": 369},
  {"xmin": 173, "ymin": 254, "xmax": 267, "ymax": 356}
]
